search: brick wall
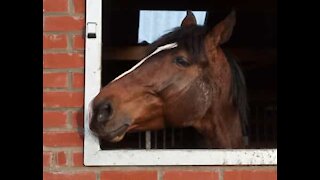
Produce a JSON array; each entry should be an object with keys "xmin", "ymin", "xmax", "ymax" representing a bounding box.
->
[{"xmin": 43, "ymin": 0, "xmax": 277, "ymax": 179}]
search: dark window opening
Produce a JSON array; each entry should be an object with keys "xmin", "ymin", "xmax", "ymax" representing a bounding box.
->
[{"xmin": 100, "ymin": 0, "xmax": 277, "ymax": 150}]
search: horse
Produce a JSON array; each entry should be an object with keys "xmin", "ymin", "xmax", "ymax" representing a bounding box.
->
[{"xmin": 89, "ymin": 10, "xmax": 248, "ymax": 148}]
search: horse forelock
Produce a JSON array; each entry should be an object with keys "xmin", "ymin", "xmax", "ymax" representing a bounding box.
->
[{"xmin": 148, "ymin": 26, "xmax": 208, "ymax": 63}]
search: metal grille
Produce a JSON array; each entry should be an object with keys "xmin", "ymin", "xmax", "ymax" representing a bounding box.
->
[
  {"xmin": 100, "ymin": 61, "xmax": 277, "ymax": 150},
  {"xmin": 248, "ymin": 103, "xmax": 277, "ymax": 148},
  {"xmin": 100, "ymin": 127, "xmax": 207, "ymax": 150}
]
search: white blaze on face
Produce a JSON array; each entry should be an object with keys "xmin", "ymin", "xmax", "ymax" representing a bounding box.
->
[{"xmin": 111, "ymin": 42, "xmax": 178, "ymax": 83}]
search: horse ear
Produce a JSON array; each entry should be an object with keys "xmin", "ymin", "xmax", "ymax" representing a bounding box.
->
[
  {"xmin": 206, "ymin": 10, "xmax": 236, "ymax": 46},
  {"xmin": 181, "ymin": 10, "xmax": 197, "ymax": 27}
]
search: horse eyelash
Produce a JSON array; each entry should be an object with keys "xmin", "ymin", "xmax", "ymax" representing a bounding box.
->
[{"xmin": 174, "ymin": 56, "xmax": 191, "ymax": 67}]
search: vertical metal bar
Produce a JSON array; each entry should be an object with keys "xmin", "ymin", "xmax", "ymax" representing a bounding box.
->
[
  {"xmin": 154, "ymin": 131, "xmax": 158, "ymax": 149},
  {"xmin": 256, "ymin": 106, "xmax": 260, "ymax": 148},
  {"xmin": 171, "ymin": 128, "xmax": 175, "ymax": 147},
  {"xmin": 145, "ymin": 131, "xmax": 151, "ymax": 149},
  {"xmin": 264, "ymin": 107, "xmax": 268, "ymax": 147},
  {"xmin": 138, "ymin": 132, "xmax": 142, "ymax": 148},
  {"xmin": 273, "ymin": 106, "xmax": 277, "ymax": 146},
  {"xmin": 262, "ymin": 107, "xmax": 266, "ymax": 147},
  {"xmin": 179, "ymin": 128, "xmax": 183, "ymax": 146},
  {"xmin": 163, "ymin": 129, "xmax": 166, "ymax": 149}
]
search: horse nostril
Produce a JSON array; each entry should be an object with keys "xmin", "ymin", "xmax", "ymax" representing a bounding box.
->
[{"xmin": 97, "ymin": 102, "xmax": 113, "ymax": 123}]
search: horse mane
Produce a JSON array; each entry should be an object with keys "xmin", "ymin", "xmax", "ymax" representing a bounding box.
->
[
  {"xmin": 223, "ymin": 49, "xmax": 249, "ymax": 137},
  {"xmin": 147, "ymin": 25, "xmax": 249, "ymax": 137}
]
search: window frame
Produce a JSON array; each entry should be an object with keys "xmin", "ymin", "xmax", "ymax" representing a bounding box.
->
[{"xmin": 84, "ymin": 0, "xmax": 277, "ymax": 166}]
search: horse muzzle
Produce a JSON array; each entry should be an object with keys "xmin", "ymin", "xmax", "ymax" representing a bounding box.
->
[{"xmin": 89, "ymin": 100, "xmax": 134, "ymax": 142}]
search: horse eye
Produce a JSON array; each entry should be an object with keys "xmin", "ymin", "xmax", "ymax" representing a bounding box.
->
[{"xmin": 174, "ymin": 56, "xmax": 191, "ymax": 67}]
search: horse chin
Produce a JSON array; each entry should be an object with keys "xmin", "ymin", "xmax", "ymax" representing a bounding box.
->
[
  {"xmin": 109, "ymin": 133, "xmax": 126, "ymax": 142},
  {"xmin": 107, "ymin": 123, "xmax": 140, "ymax": 142},
  {"xmin": 100, "ymin": 124, "xmax": 129, "ymax": 142}
]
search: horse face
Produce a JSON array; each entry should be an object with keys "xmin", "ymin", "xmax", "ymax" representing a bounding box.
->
[
  {"xmin": 90, "ymin": 10, "xmax": 237, "ymax": 143},
  {"xmin": 89, "ymin": 44, "xmax": 209, "ymax": 142}
]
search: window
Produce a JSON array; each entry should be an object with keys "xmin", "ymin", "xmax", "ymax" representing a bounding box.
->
[
  {"xmin": 138, "ymin": 10, "xmax": 207, "ymax": 43},
  {"xmin": 84, "ymin": 0, "xmax": 277, "ymax": 166}
]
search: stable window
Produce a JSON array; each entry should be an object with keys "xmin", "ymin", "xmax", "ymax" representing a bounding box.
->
[{"xmin": 84, "ymin": 0, "xmax": 277, "ymax": 166}]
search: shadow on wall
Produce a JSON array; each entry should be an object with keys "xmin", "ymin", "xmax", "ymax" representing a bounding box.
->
[{"xmin": 74, "ymin": 108, "xmax": 84, "ymax": 139}]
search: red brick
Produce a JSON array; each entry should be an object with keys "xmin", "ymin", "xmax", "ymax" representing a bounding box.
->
[
  {"xmin": 72, "ymin": 72, "xmax": 84, "ymax": 88},
  {"xmin": 43, "ymin": 34, "xmax": 67, "ymax": 49},
  {"xmin": 57, "ymin": 151, "xmax": 67, "ymax": 166},
  {"xmin": 43, "ymin": 53, "xmax": 84, "ymax": 69},
  {"xmin": 163, "ymin": 171, "xmax": 218, "ymax": 180},
  {"xmin": 73, "ymin": 0, "xmax": 85, "ymax": 13},
  {"xmin": 43, "ymin": 92, "xmax": 83, "ymax": 108},
  {"xmin": 43, "ymin": 172, "xmax": 96, "ymax": 180},
  {"xmin": 43, "ymin": 72, "xmax": 68, "ymax": 88},
  {"xmin": 101, "ymin": 171, "xmax": 157, "ymax": 180},
  {"xmin": 44, "ymin": 16, "xmax": 84, "ymax": 31},
  {"xmin": 72, "ymin": 111, "xmax": 83, "ymax": 128},
  {"xmin": 72, "ymin": 152, "xmax": 84, "ymax": 166},
  {"xmin": 43, "ymin": 132, "xmax": 83, "ymax": 147},
  {"xmin": 224, "ymin": 170, "xmax": 277, "ymax": 180},
  {"xmin": 43, "ymin": 111, "xmax": 67, "ymax": 128},
  {"xmin": 43, "ymin": 0, "xmax": 68, "ymax": 12},
  {"xmin": 43, "ymin": 152, "xmax": 53, "ymax": 167},
  {"xmin": 72, "ymin": 34, "xmax": 84, "ymax": 49}
]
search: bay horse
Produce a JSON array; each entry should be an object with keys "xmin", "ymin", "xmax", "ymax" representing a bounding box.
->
[{"xmin": 89, "ymin": 10, "xmax": 248, "ymax": 148}]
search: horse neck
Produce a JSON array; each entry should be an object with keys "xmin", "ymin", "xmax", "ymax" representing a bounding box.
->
[
  {"xmin": 198, "ymin": 102, "xmax": 244, "ymax": 148},
  {"xmin": 195, "ymin": 48, "xmax": 244, "ymax": 148}
]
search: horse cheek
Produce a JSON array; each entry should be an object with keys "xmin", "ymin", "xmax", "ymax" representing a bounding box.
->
[{"xmin": 165, "ymin": 79, "xmax": 212, "ymax": 127}]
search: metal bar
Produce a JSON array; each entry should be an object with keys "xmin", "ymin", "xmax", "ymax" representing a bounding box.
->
[
  {"xmin": 171, "ymin": 128, "xmax": 175, "ymax": 147},
  {"xmin": 163, "ymin": 129, "xmax": 166, "ymax": 149},
  {"xmin": 256, "ymin": 106, "xmax": 260, "ymax": 147},
  {"xmin": 145, "ymin": 131, "xmax": 151, "ymax": 149},
  {"xmin": 263, "ymin": 107, "xmax": 268, "ymax": 146},
  {"xmin": 179, "ymin": 128, "xmax": 183, "ymax": 146},
  {"xmin": 138, "ymin": 132, "xmax": 142, "ymax": 148},
  {"xmin": 274, "ymin": 106, "xmax": 277, "ymax": 144},
  {"xmin": 154, "ymin": 131, "xmax": 158, "ymax": 149}
]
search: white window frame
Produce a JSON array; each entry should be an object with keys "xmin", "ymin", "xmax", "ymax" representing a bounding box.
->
[{"xmin": 84, "ymin": 0, "xmax": 277, "ymax": 166}]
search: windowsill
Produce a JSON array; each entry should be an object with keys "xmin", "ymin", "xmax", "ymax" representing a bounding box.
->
[{"xmin": 84, "ymin": 125, "xmax": 277, "ymax": 166}]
